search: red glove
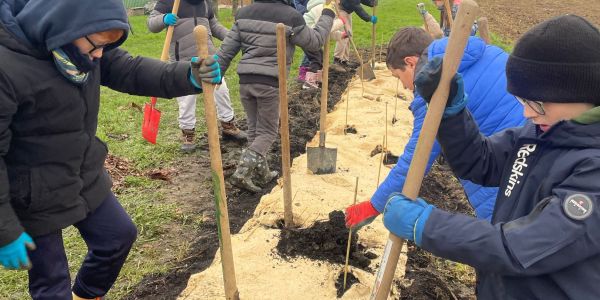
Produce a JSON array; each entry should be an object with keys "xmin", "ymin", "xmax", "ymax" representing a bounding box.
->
[{"xmin": 345, "ymin": 200, "xmax": 380, "ymax": 229}]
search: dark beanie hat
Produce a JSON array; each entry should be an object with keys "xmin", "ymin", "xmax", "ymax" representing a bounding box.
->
[{"xmin": 506, "ymin": 15, "xmax": 600, "ymax": 105}]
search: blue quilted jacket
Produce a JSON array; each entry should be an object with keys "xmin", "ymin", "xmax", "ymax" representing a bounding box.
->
[{"xmin": 371, "ymin": 36, "xmax": 526, "ymax": 220}]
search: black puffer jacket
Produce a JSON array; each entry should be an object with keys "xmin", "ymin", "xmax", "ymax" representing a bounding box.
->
[
  {"xmin": 340, "ymin": 0, "xmax": 375, "ymax": 22},
  {"xmin": 0, "ymin": 0, "xmax": 197, "ymax": 246}
]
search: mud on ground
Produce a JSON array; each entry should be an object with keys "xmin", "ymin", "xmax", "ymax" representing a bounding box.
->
[
  {"xmin": 123, "ymin": 68, "xmax": 355, "ymax": 300},
  {"xmin": 396, "ymin": 162, "xmax": 476, "ymax": 300}
]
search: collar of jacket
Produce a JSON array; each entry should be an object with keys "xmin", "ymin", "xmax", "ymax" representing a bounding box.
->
[
  {"xmin": 535, "ymin": 117, "xmax": 600, "ymax": 149},
  {"xmin": 573, "ymin": 106, "xmax": 600, "ymax": 125}
]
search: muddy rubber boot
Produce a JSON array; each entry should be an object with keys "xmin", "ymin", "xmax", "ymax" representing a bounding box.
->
[
  {"xmin": 180, "ymin": 128, "xmax": 196, "ymax": 153},
  {"xmin": 221, "ymin": 118, "xmax": 247, "ymax": 142},
  {"xmin": 230, "ymin": 149, "xmax": 262, "ymax": 193},
  {"xmin": 302, "ymin": 71, "xmax": 320, "ymax": 89},
  {"xmin": 254, "ymin": 153, "xmax": 278, "ymax": 187},
  {"xmin": 331, "ymin": 58, "xmax": 348, "ymax": 73}
]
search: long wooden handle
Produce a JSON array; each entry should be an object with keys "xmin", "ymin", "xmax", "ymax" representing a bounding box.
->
[
  {"xmin": 369, "ymin": 1, "xmax": 479, "ymax": 299},
  {"xmin": 477, "ymin": 17, "xmax": 491, "ymax": 44},
  {"xmin": 318, "ymin": 34, "xmax": 330, "ymax": 147},
  {"xmin": 443, "ymin": 0, "xmax": 454, "ymax": 30},
  {"xmin": 371, "ymin": 4, "xmax": 377, "ymax": 69},
  {"xmin": 161, "ymin": 0, "xmax": 181, "ymax": 61},
  {"xmin": 276, "ymin": 23, "xmax": 294, "ymax": 227},
  {"xmin": 193, "ymin": 25, "xmax": 239, "ymax": 300}
]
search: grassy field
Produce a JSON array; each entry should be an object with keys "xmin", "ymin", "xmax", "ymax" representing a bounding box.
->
[{"xmin": 0, "ymin": 2, "xmax": 505, "ymax": 298}]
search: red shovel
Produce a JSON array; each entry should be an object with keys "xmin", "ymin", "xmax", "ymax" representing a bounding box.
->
[
  {"xmin": 142, "ymin": 97, "xmax": 161, "ymax": 144},
  {"xmin": 142, "ymin": 0, "xmax": 181, "ymax": 144}
]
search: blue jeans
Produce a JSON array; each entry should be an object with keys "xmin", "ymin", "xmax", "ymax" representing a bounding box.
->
[{"xmin": 27, "ymin": 192, "xmax": 137, "ymax": 300}]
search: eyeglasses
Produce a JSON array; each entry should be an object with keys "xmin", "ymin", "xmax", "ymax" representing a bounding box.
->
[
  {"xmin": 84, "ymin": 36, "xmax": 107, "ymax": 55},
  {"xmin": 516, "ymin": 96, "xmax": 545, "ymax": 115}
]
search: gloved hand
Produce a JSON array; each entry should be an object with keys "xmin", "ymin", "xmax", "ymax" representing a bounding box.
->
[
  {"xmin": 417, "ymin": 3, "xmax": 428, "ymax": 16},
  {"xmin": 0, "ymin": 232, "xmax": 36, "ymax": 270},
  {"xmin": 345, "ymin": 200, "xmax": 380, "ymax": 230},
  {"xmin": 163, "ymin": 13, "xmax": 178, "ymax": 26},
  {"xmin": 341, "ymin": 31, "xmax": 351, "ymax": 39},
  {"xmin": 414, "ymin": 56, "xmax": 467, "ymax": 118},
  {"xmin": 383, "ymin": 194, "xmax": 435, "ymax": 246},
  {"xmin": 189, "ymin": 54, "xmax": 222, "ymax": 88},
  {"xmin": 370, "ymin": 15, "xmax": 378, "ymax": 24},
  {"xmin": 322, "ymin": 2, "xmax": 336, "ymax": 15}
]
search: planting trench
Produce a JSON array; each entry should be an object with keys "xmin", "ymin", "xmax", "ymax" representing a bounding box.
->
[{"xmin": 126, "ymin": 63, "xmax": 476, "ymax": 299}]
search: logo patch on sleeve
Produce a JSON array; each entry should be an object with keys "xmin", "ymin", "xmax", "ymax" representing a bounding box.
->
[{"xmin": 563, "ymin": 194, "xmax": 593, "ymax": 220}]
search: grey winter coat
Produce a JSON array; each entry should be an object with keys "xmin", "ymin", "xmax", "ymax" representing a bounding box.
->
[
  {"xmin": 216, "ymin": 0, "xmax": 334, "ymax": 87},
  {"xmin": 147, "ymin": 0, "xmax": 229, "ymax": 61}
]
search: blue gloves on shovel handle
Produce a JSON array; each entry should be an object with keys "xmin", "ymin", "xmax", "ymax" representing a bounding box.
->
[
  {"xmin": 0, "ymin": 232, "xmax": 36, "ymax": 270},
  {"xmin": 415, "ymin": 56, "xmax": 468, "ymax": 118},
  {"xmin": 189, "ymin": 54, "xmax": 222, "ymax": 89},
  {"xmin": 163, "ymin": 13, "xmax": 178, "ymax": 26},
  {"xmin": 383, "ymin": 194, "xmax": 435, "ymax": 246}
]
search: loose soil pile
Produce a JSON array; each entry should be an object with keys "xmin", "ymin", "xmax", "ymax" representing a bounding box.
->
[{"xmin": 397, "ymin": 162, "xmax": 476, "ymax": 300}]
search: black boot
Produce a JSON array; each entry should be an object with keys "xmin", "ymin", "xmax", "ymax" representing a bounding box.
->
[
  {"xmin": 254, "ymin": 153, "xmax": 278, "ymax": 187},
  {"xmin": 230, "ymin": 149, "xmax": 262, "ymax": 193}
]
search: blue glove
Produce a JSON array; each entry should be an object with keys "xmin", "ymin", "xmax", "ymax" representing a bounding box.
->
[
  {"xmin": 383, "ymin": 194, "xmax": 435, "ymax": 246},
  {"xmin": 414, "ymin": 56, "xmax": 468, "ymax": 118},
  {"xmin": 0, "ymin": 232, "xmax": 36, "ymax": 270},
  {"xmin": 189, "ymin": 54, "xmax": 222, "ymax": 89},
  {"xmin": 370, "ymin": 15, "xmax": 378, "ymax": 24},
  {"xmin": 163, "ymin": 13, "xmax": 178, "ymax": 26}
]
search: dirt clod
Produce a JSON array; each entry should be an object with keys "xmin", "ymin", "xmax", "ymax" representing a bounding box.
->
[
  {"xmin": 344, "ymin": 124, "xmax": 358, "ymax": 134},
  {"xmin": 335, "ymin": 270, "xmax": 360, "ymax": 298},
  {"xmin": 276, "ymin": 211, "xmax": 372, "ymax": 270}
]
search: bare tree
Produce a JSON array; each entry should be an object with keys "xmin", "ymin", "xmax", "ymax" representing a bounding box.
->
[
  {"xmin": 232, "ymin": 0, "xmax": 238, "ymax": 15},
  {"xmin": 212, "ymin": 0, "xmax": 218, "ymax": 16}
]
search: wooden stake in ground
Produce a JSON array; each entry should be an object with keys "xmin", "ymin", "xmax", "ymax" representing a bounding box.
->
[
  {"xmin": 478, "ymin": 16, "xmax": 491, "ymax": 44},
  {"xmin": 369, "ymin": 1, "xmax": 479, "ymax": 299},
  {"xmin": 379, "ymin": 32, "xmax": 384, "ymax": 64},
  {"xmin": 276, "ymin": 23, "xmax": 294, "ymax": 227},
  {"xmin": 193, "ymin": 25, "xmax": 239, "ymax": 300},
  {"xmin": 385, "ymin": 102, "xmax": 388, "ymax": 150},
  {"xmin": 376, "ymin": 135, "xmax": 385, "ymax": 187},
  {"xmin": 392, "ymin": 79, "xmax": 399, "ymax": 124},
  {"xmin": 343, "ymin": 176, "xmax": 360, "ymax": 291},
  {"xmin": 344, "ymin": 88, "xmax": 351, "ymax": 134}
]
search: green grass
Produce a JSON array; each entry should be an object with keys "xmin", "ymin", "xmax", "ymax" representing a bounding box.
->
[{"xmin": 0, "ymin": 2, "xmax": 507, "ymax": 298}]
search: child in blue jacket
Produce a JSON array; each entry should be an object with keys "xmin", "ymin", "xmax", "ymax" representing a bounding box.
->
[
  {"xmin": 384, "ymin": 15, "xmax": 600, "ymax": 299},
  {"xmin": 345, "ymin": 27, "xmax": 525, "ymax": 229}
]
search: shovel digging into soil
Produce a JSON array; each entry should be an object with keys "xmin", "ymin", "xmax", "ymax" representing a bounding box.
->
[{"xmin": 307, "ymin": 34, "xmax": 337, "ymax": 174}]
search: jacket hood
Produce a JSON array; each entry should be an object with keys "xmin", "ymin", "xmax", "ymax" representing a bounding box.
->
[
  {"xmin": 428, "ymin": 36, "xmax": 486, "ymax": 73},
  {"xmin": 0, "ymin": 0, "xmax": 129, "ymax": 52}
]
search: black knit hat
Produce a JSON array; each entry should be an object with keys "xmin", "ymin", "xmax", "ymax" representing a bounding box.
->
[{"xmin": 506, "ymin": 15, "xmax": 600, "ymax": 104}]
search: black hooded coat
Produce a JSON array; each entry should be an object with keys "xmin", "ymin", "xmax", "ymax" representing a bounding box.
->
[{"xmin": 0, "ymin": 0, "xmax": 197, "ymax": 245}]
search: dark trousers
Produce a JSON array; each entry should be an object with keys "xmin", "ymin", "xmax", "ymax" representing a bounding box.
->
[
  {"xmin": 240, "ymin": 83, "xmax": 280, "ymax": 156},
  {"xmin": 28, "ymin": 193, "xmax": 137, "ymax": 300}
]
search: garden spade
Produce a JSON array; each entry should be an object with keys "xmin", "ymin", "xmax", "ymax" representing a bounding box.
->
[
  {"xmin": 307, "ymin": 33, "xmax": 337, "ymax": 174},
  {"xmin": 370, "ymin": 1, "xmax": 480, "ymax": 298},
  {"xmin": 142, "ymin": 97, "xmax": 161, "ymax": 144},
  {"xmin": 142, "ymin": 0, "xmax": 180, "ymax": 144}
]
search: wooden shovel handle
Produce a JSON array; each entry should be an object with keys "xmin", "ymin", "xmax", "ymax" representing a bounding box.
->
[
  {"xmin": 160, "ymin": 0, "xmax": 181, "ymax": 61},
  {"xmin": 193, "ymin": 25, "xmax": 239, "ymax": 300},
  {"xmin": 443, "ymin": 0, "xmax": 454, "ymax": 30},
  {"xmin": 478, "ymin": 17, "xmax": 491, "ymax": 44},
  {"xmin": 369, "ymin": 1, "xmax": 480, "ymax": 299}
]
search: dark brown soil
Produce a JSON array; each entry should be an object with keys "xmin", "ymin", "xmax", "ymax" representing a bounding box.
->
[
  {"xmin": 335, "ymin": 270, "xmax": 360, "ymax": 298},
  {"xmin": 477, "ymin": 0, "xmax": 600, "ymax": 43},
  {"xmin": 395, "ymin": 162, "xmax": 476, "ymax": 300},
  {"xmin": 276, "ymin": 211, "xmax": 377, "ymax": 271},
  {"xmin": 123, "ymin": 67, "xmax": 355, "ymax": 299}
]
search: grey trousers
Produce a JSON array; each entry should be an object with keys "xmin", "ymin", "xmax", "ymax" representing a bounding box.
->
[
  {"xmin": 240, "ymin": 83, "xmax": 280, "ymax": 156},
  {"xmin": 177, "ymin": 77, "xmax": 234, "ymax": 130}
]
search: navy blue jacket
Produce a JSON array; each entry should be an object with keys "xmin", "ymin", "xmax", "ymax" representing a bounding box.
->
[
  {"xmin": 372, "ymin": 37, "xmax": 525, "ymax": 220},
  {"xmin": 421, "ymin": 108, "xmax": 600, "ymax": 299}
]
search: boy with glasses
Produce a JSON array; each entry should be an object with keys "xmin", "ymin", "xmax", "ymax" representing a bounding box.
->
[{"xmin": 383, "ymin": 15, "xmax": 600, "ymax": 298}]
